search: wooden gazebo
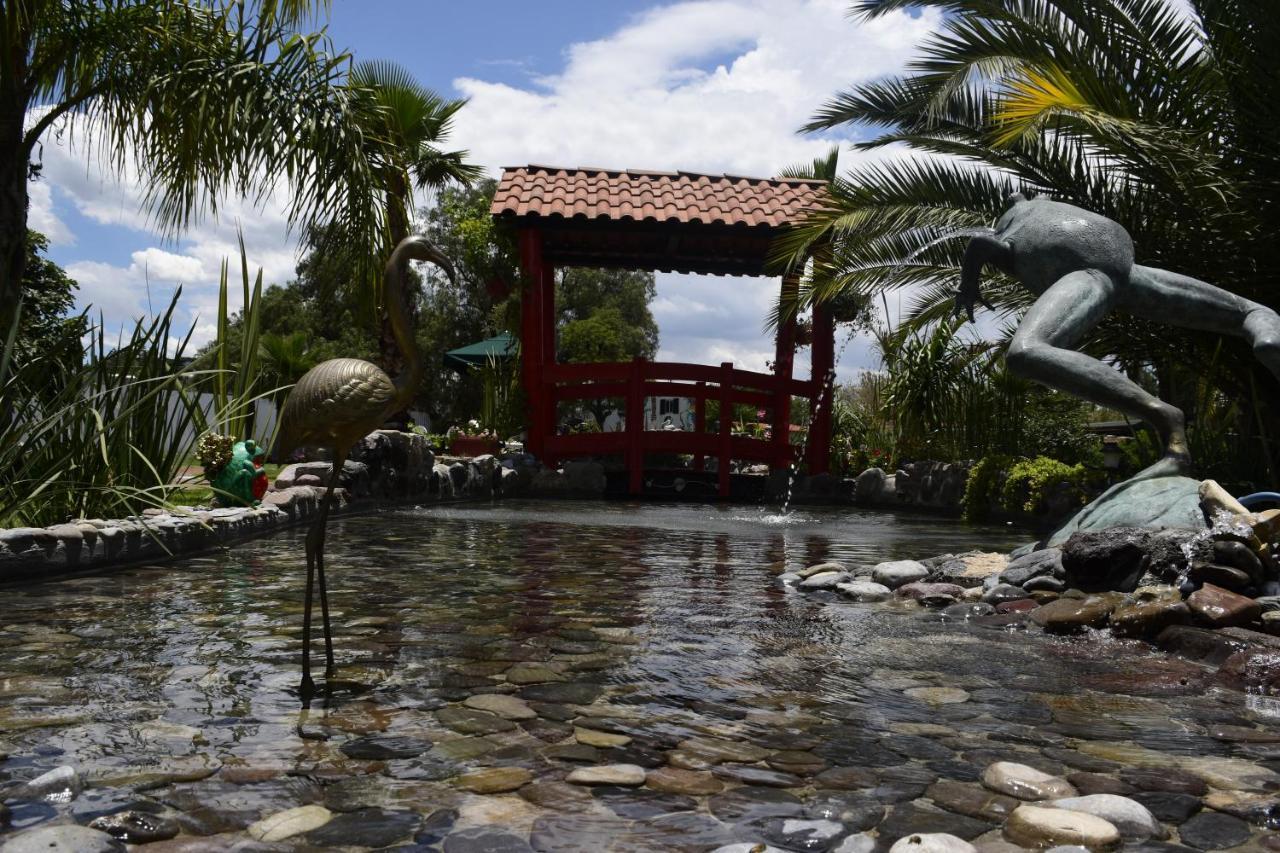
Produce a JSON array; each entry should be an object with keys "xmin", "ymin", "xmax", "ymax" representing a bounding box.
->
[{"xmin": 491, "ymin": 165, "xmax": 834, "ymax": 497}]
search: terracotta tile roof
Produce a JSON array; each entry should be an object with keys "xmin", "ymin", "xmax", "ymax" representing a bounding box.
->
[{"xmin": 491, "ymin": 165, "xmax": 828, "ymax": 229}]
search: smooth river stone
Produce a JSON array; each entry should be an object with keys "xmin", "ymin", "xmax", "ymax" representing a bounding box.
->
[
  {"xmin": 677, "ymin": 736, "xmax": 770, "ymax": 763},
  {"xmin": 0, "ymin": 826, "xmax": 124, "ymax": 853},
  {"xmin": 463, "ymin": 694, "xmax": 537, "ymax": 720},
  {"xmin": 982, "ymin": 762, "xmax": 1077, "ymax": 801},
  {"xmin": 646, "ymin": 767, "xmax": 724, "ymax": 796},
  {"xmin": 926, "ymin": 780, "xmax": 1019, "ymax": 822},
  {"xmin": 1048, "ymin": 794, "xmax": 1163, "ymax": 840},
  {"xmin": 574, "ymin": 726, "xmax": 630, "ymax": 748},
  {"xmin": 341, "ymin": 734, "xmax": 433, "ymax": 760},
  {"xmin": 1003, "ymin": 804, "xmax": 1121, "ymax": 850},
  {"xmin": 456, "ymin": 767, "xmax": 532, "ymax": 794},
  {"xmin": 1030, "ymin": 596, "xmax": 1120, "ymax": 634},
  {"xmin": 1178, "ymin": 811, "xmax": 1252, "ymax": 850},
  {"xmin": 905, "ymin": 687, "xmax": 970, "ymax": 705},
  {"xmin": 304, "ymin": 808, "xmax": 422, "ymax": 848},
  {"xmin": 711, "ymin": 764, "xmax": 802, "ymax": 787},
  {"xmin": 838, "ymin": 581, "xmax": 893, "ymax": 602},
  {"xmin": 799, "ymin": 571, "xmax": 847, "ymax": 590},
  {"xmin": 247, "ymin": 804, "xmax": 332, "ymax": 842},
  {"xmin": 1187, "ymin": 583, "xmax": 1263, "ymax": 628},
  {"xmin": 436, "ymin": 707, "xmax": 517, "ymax": 735},
  {"xmin": 872, "ymin": 560, "xmax": 929, "ymax": 589},
  {"xmin": 87, "ymin": 811, "xmax": 179, "ymax": 844},
  {"xmin": 798, "ymin": 562, "xmax": 847, "ymax": 579},
  {"xmin": 566, "ymin": 764, "xmax": 647, "ymax": 786},
  {"xmin": 888, "ymin": 833, "xmax": 977, "ymax": 853},
  {"xmin": 504, "ymin": 663, "xmax": 566, "ymax": 684}
]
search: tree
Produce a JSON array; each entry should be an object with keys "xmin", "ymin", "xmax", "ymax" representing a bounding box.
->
[
  {"xmin": 2, "ymin": 1, "xmax": 387, "ymax": 336},
  {"xmin": 557, "ymin": 268, "xmax": 658, "ymax": 361},
  {"xmin": 776, "ymin": 0, "xmax": 1280, "ymax": 478},
  {"xmin": 13, "ymin": 229, "xmax": 84, "ymax": 375},
  {"xmin": 345, "ymin": 60, "xmax": 482, "ymax": 375}
]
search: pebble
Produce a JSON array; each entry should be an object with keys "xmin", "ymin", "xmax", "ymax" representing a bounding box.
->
[
  {"xmin": 678, "ymin": 736, "xmax": 770, "ymax": 763},
  {"xmin": 463, "ymin": 693, "xmax": 537, "ymax": 720},
  {"xmin": 983, "ymin": 584, "xmax": 1030, "ymax": 605},
  {"xmin": 574, "ymin": 726, "xmax": 630, "ymax": 747},
  {"xmin": 873, "ymin": 560, "xmax": 930, "ymax": 589},
  {"xmin": 0, "ymin": 826, "xmax": 123, "ymax": 852},
  {"xmin": 982, "ymin": 762, "xmax": 1077, "ymax": 800},
  {"xmin": 442, "ymin": 826, "xmax": 534, "ymax": 853},
  {"xmin": 1187, "ymin": 583, "xmax": 1263, "ymax": 628},
  {"xmin": 504, "ymin": 663, "xmax": 566, "ymax": 684},
  {"xmin": 1030, "ymin": 596, "xmax": 1120, "ymax": 633},
  {"xmin": 1047, "ymin": 794, "xmax": 1163, "ymax": 840},
  {"xmin": 1132, "ymin": 791, "xmax": 1201, "ymax": 824},
  {"xmin": 646, "ymin": 766, "xmax": 724, "ymax": 796},
  {"xmin": 456, "ymin": 767, "xmax": 532, "ymax": 793},
  {"xmin": 838, "ymin": 581, "xmax": 893, "ymax": 602},
  {"xmin": 304, "ymin": 808, "xmax": 421, "ymax": 848},
  {"xmin": 436, "ymin": 707, "xmax": 517, "ymax": 734},
  {"xmin": 566, "ymin": 764, "xmax": 646, "ymax": 786},
  {"xmin": 905, "ymin": 687, "xmax": 970, "ymax": 705},
  {"xmin": 1178, "ymin": 811, "xmax": 1252, "ymax": 850},
  {"xmin": 711, "ymin": 764, "xmax": 802, "ymax": 787},
  {"xmin": 799, "ymin": 571, "xmax": 848, "ymax": 590},
  {"xmin": 87, "ymin": 811, "xmax": 179, "ymax": 844},
  {"xmin": 798, "ymin": 562, "xmax": 846, "ymax": 578},
  {"xmin": 1003, "ymin": 804, "xmax": 1121, "ymax": 850},
  {"xmin": 16, "ymin": 766, "xmax": 81, "ymax": 802},
  {"xmin": 926, "ymin": 780, "xmax": 1019, "ymax": 822},
  {"xmin": 247, "ymin": 804, "xmax": 332, "ymax": 842},
  {"xmin": 888, "ymin": 833, "xmax": 978, "ymax": 853},
  {"xmin": 340, "ymin": 734, "xmax": 432, "ymax": 759}
]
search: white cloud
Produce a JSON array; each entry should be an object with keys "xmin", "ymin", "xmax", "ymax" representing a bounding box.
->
[{"xmin": 27, "ymin": 180, "xmax": 74, "ymax": 246}]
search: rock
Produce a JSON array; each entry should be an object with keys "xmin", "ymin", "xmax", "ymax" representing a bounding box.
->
[
  {"xmin": 1119, "ymin": 768, "xmax": 1208, "ymax": 796},
  {"xmin": 708, "ymin": 786, "xmax": 804, "ymax": 822},
  {"xmin": 17, "ymin": 765, "xmax": 81, "ymax": 801},
  {"xmin": 1188, "ymin": 583, "xmax": 1262, "ymax": 628},
  {"xmin": 898, "ymin": 582, "xmax": 966, "ymax": 605},
  {"xmin": 1047, "ymin": 794, "xmax": 1163, "ymax": 840},
  {"xmin": 799, "ymin": 562, "xmax": 847, "ymax": 579},
  {"xmin": 711, "ymin": 765, "xmax": 801, "ymax": 787},
  {"xmin": 566, "ymin": 764, "xmax": 646, "ymax": 786},
  {"xmin": 873, "ymin": 560, "xmax": 930, "ymax": 589},
  {"xmin": 1030, "ymin": 595, "xmax": 1120, "ymax": 634},
  {"xmin": 855, "ymin": 468, "xmax": 888, "ymax": 502},
  {"xmin": 1201, "ymin": 479, "xmax": 1250, "ymax": 520},
  {"xmin": 927, "ymin": 780, "xmax": 1020, "ymax": 822},
  {"xmin": 456, "ymin": 767, "xmax": 532, "ymax": 793},
  {"xmin": 799, "ymin": 571, "xmax": 848, "ymax": 590},
  {"xmin": 1131, "ymin": 791, "xmax": 1201, "ymax": 824},
  {"xmin": 1214, "ymin": 540, "xmax": 1266, "ymax": 583},
  {"xmin": 88, "ymin": 811, "xmax": 179, "ymax": 844},
  {"xmin": 838, "ymin": 581, "xmax": 893, "ymax": 602},
  {"xmin": 247, "ymin": 804, "xmax": 332, "ymax": 842},
  {"xmin": 905, "ymin": 687, "xmax": 970, "ymax": 705},
  {"xmin": 340, "ymin": 734, "xmax": 432, "ymax": 759},
  {"xmin": 504, "ymin": 663, "xmax": 566, "ymax": 684},
  {"xmin": 574, "ymin": 726, "xmax": 630, "ymax": 748},
  {"xmin": 944, "ymin": 603, "xmax": 996, "ymax": 619},
  {"xmin": 463, "ymin": 694, "xmax": 537, "ymax": 720},
  {"xmin": 996, "ymin": 599, "xmax": 1038, "ymax": 614},
  {"xmin": 677, "ymin": 737, "xmax": 770, "ymax": 763},
  {"xmin": 1004, "ymin": 805, "xmax": 1121, "ymax": 850},
  {"xmin": 1001, "ymin": 549, "xmax": 1065, "ymax": 587},
  {"xmin": 1154, "ymin": 624, "xmax": 1249, "ymax": 665},
  {"xmin": 1065, "ymin": 774, "xmax": 1134, "ymax": 797},
  {"xmin": 443, "ymin": 826, "xmax": 534, "ymax": 853},
  {"xmin": 303, "ymin": 808, "xmax": 420, "ymax": 848},
  {"xmin": 1190, "ymin": 563, "xmax": 1255, "ymax": 593},
  {"xmin": 982, "ymin": 762, "xmax": 1077, "ymax": 801},
  {"xmin": 1048, "ymin": 475, "xmax": 1206, "ymax": 547},
  {"xmin": 646, "ymin": 767, "xmax": 724, "ymax": 796},
  {"xmin": 889, "ymin": 834, "xmax": 978, "ymax": 853},
  {"xmin": 816, "ymin": 766, "xmax": 879, "ymax": 790},
  {"xmin": 1178, "ymin": 810, "xmax": 1252, "ymax": 850},
  {"xmin": 1025, "ymin": 575, "xmax": 1067, "ymax": 592},
  {"xmin": 983, "ymin": 584, "xmax": 1030, "ymax": 605},
  {"xmin": 1110, "ymin": 600, "xmax": 1192, "ymax": 638},
  {"xmin": 0, "ymin": 826, "xmax": 124, "ymax": 852},
  {"xmin": 436, "ymin": 706, "xmax": 518, "ymax": 734},
  {"xmin": 1060, "ymin": 528, "xmax": 1151, "ymax": 592}
]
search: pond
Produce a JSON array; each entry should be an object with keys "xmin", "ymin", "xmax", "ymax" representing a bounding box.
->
[{"xmin": 0, "ymin": 501, "xmax": 1276, "ymax": 851}]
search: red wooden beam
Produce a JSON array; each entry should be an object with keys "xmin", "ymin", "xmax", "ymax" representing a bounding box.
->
[
  {"xmin": 694, "ymin": 381, "xmax": 706, "ymax": 471},
  {"xmin": 718, "ymin": 361, "xmax": 733, "ymax": 498},
  {"xmin": 627, "ymin": 357, "xmax": 644, "ymax": 495},
  {"xmin": 518, "ymin": 229, "xmax": 545, "ymax": 459}
]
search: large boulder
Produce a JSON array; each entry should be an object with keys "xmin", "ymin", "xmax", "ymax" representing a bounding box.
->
[
  {"xmin": 1060, "ymin": 528, "xmax": 1151, "ymax": 593},
  {"xmin": 1047, "ymin": 474, "xmax": 1207, "ymax": 546}
]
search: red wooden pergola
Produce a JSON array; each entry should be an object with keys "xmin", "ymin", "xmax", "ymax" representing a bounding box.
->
[{"xmin": 491, "ymin": 165, "xmax": 834, "ymax": 497}]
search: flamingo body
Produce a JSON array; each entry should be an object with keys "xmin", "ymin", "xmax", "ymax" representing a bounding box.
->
[{"xmin": 276, "ymin": 357, "xmax": 397, "ymax": 460}]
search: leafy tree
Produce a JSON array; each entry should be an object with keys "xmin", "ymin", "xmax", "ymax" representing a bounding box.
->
[
  {"xmin": 2, "ymin": 0, "xmax": 387, "ymax": 338},
  {"xmin": 14, "ymin": 230, "xmax": 84, "ymax": 374},
  {"xmin": 776, "ymin": 0, "xmax": 1280, "ymax": 479}
]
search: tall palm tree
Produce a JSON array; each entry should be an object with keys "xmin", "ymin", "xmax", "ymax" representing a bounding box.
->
[
  {"xmin": 347, "ymin": 60, "xmax": 482, "ymax": 379},
  {"xmin": 774, "ymin": 0, "xmax": 1280, "ymax": 470},
  {"xmin": 1, "ymin": 0, "xmax": 387, "ymax": 337}
]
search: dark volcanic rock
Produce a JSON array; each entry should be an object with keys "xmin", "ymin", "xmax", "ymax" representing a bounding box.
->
[
  {"xmin": 1001, "ymin": 548, "xmax": 1064, "ymax": 587},
  {"xmin": 306, "ymin": 808, "xmax": 421, "ymax": 848},
  {"xmin": 1061, "ymin": 527, "xmax": 1151, "ymax": 592},
  {"xmin": 1178, "ymin": 811, "xmax": 1251, "ymax": 850},
  {"xmin": 1133, "ymin": 791, "xmax": 1202, "ymax": 824}
]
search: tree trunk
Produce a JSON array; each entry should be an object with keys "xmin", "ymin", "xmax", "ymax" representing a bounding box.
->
[{"xmin": 0, "ymin": 88, "xmax": 30, "ymax": 342}]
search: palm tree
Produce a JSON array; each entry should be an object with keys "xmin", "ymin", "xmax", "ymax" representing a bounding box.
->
[
  {"xmin": 259, "ymin": 331, "xmax": 317, "ymax": 409},
  {"xmin": 0, "ymin": 0, "xmax": 387, "ymax": 336},
  {"xmin": 775, "ymin": 0, "xmax": 1280, "ymax": 474},
  {"xmin": 346, "ymin": 60, "xmax": 483, "ymax": 379}
]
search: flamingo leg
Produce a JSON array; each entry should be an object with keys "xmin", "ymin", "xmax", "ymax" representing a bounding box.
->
[
  {"xmin": 300, "ymin": 517, "xmax": 319, "ymax": 703},
  {"xmin": 316, "ymin": 451, "xmax": 345, "ymax": 678}
]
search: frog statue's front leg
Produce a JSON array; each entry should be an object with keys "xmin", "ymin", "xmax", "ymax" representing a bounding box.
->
[{"xmin": 955, "ymin": 235, "xmax": 1010, "ymax": 322}]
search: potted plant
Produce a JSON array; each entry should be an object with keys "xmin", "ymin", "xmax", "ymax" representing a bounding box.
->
[{"xmin": 447, "ymin": 420, "xmax": 501, "ymax": 457}]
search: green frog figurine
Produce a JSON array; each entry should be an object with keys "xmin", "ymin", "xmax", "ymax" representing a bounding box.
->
[{"xmin": 202, "ymin": 436, "xmax": 269, "ymax": 507}]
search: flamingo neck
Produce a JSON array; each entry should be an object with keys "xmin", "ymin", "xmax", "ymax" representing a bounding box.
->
[{"xmin": 384, "ymin": 242, "xmax": 423, "ymax": 411}]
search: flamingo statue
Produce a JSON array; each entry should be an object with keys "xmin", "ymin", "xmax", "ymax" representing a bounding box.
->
[{"xmin": 274, "ymin": 234, "xmax": 455, "ymax": 699}]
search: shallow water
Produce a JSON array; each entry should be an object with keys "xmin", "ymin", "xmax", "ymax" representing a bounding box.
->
[{"xmin": 1, "ymin": 501, "xmax": 1277, "ymax": 850}]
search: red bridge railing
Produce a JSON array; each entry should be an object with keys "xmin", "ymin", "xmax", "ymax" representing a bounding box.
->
[{"xmin": 538, "ymin": 358, "xmax": 815, "ymax": 497}]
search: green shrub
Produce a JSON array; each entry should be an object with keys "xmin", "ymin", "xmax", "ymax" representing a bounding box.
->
[
  {"xmin": 1001, "ymin": 456, "xmax": 1089, "ymax": 515},
  {"xmin": 961, "ymin": 454, "xmax": 1010, "ymax": 521}
]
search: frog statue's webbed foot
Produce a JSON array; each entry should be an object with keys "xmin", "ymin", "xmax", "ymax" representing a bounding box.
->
[{"xmin": 955, "ymin": 235, "xmax": 1012, "ymax": 322}]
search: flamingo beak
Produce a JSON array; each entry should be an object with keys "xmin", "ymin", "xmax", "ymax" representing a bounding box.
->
[{"xmin": 421, "ymin": 239, "xmax": 457, "ymax": 284}]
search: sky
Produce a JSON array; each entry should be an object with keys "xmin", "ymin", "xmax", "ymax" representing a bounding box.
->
[{"xmin": 30, "ymin": 0, "xmax": 948, "ymax": 377}]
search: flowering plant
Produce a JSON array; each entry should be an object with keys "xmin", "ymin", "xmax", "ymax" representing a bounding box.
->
[{"xmin": 446, "ymin": 419, "xmax": 494, "ymax": 440}]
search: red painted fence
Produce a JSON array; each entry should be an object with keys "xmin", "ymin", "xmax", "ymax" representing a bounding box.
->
[{"xmin": 536, "ymin": 357, "xmax": 817, "ymax": 497}]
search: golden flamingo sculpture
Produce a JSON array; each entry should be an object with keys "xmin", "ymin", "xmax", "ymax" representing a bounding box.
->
[{"xmin": 274, "ymin": 234, "xmax": 455, "ymax": 698}]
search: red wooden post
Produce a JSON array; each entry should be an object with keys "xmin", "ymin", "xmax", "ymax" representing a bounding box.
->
[
  {"xmin": 518, "ymin": 229, "xmax": 545, "ymax": 459},
  {"xmin": 772, "ymin": 274, "xmax": 799, "ymax": 470},
  {"xmin": 718, "ymin": 362, "xmax": 733, "ymax": 498},
  {"xmin": 693, "ymin": 381, "xmax": 706, "ymax": 471},
  {"xmin": 540, "ymin": 262, "xmax": 557, "ymax": 467},
  {"xmin": 627, "ymin": 357, "xmax": 644, "ymax": 495},
  {"xmin": 807, "ymin": 302, "xmax": 835, "ymax": 474}
]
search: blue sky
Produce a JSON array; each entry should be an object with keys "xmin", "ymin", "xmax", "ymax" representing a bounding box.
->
[{"xmin": 31, "ymin": 0, "xmax": 944, "ymax": 375}]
